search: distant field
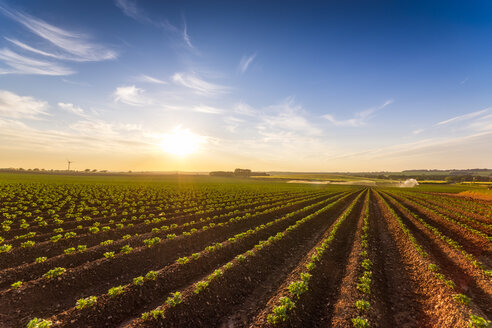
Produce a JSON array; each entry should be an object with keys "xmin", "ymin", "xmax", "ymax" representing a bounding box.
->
[
  {"xmin": 252, "ymin": 173, "xmax": 399, "ymax": 184},
  {"xmin": 462, "ymin": 181, "xmax": 492, "ymax": 186},
  {"xmin": 391, "ymin": 170, "xmax": 492, "ymax": 177},
  {"xmin": 0, "ymin": 173, "xmax": 330, "ymax": 190}
]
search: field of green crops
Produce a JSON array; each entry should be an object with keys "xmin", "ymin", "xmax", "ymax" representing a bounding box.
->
[{"xmin": 0, "ymin": 173, "xmax": 490, "ymax": 328}]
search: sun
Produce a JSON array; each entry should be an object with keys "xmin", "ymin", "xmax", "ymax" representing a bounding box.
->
[{"xmin": 160, "ymin": 126, "xmax": 205, "ymax": 157}]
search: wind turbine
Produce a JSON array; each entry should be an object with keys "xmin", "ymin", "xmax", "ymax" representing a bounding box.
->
[{"xmin": 67, "ymin": 159, "xmax": 74, "ymax": 171}]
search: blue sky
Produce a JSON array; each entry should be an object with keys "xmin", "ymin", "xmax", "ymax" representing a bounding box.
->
[{"xmin": 0, "ymin": 0, "xmax": 491, "ymax": 171}]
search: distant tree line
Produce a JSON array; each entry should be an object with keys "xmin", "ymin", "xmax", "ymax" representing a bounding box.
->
[
  {"xmin": 209, "ymin": 168, "xmax": 269, "ymax": 178},
  {"xmin": 402, "ymin": 168, "xmax": 491, "ymax": 173},
  {"xmin": 0, "ymin": 168, "xmax": 108, "ymax": 174}
]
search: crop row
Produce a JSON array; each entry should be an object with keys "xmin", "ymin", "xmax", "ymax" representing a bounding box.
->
[
  {"xmin": 417, "ymin": 191, "xmax": 492, "ymax": 221},
  {"xmin": 350, "ymin": 192, "xmax": 373, "ymax": 328},
  {"xmin": 381, "ymin": 192, "xmax": 491, "ymax": 276},
  {"xmin": 263, "ymin": 191, "xmax": 364, "ymax": 325},
  {"xmin": 376, "ymin": 191, "xmax": 490, "ymax": 327},
  {"xmin": 395, "ymin": 191, "xmax": 492, "ymax": 236}
]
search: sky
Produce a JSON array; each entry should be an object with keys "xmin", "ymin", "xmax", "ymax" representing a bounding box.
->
[{"xmin": 0, "ymin": 0, "xmax": 491, "ymax": 172}]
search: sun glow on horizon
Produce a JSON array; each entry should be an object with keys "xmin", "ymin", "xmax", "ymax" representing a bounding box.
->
[{"xmin": 160, "ymin": 126, "xmax": 205, "ymax": 157}]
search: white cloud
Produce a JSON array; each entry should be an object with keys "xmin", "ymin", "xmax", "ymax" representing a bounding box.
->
[
  {"xmin": 234, "ymin": 102, "xmax": 257, "ymax": 116},
  {"xmin": 6, "ymin": 38, "xmax": 71, "ymax": 61},
  {"xmin": 61, "ymin": 78, "xmax": 91, "ymax": 86},
  {"xmin": 70, "ymin": 120, "xmax": 115, "ymax": 136},
  {"xmin": 57, "ymin": 102, "xmax": 92, "ymax": 119},
  {"xmin": 259, "ymin": 98, "xmax": 323, "ymax": 136},
  {"xmin": 0, "ymin": 90, "xmax": 48, "ymax": 119},
  {"xmin": 192, "ymin": 105, "xmax": 224, "ymax": 114},
  {"xmin": 238, "ymin": 53, "xmax": 256, "ymax": 74},
  {"xmin": 0, "ymin": 4, "xmax": 116, "ymax": 62},
  {"xmin": 137, "ymin": 74, "xmax": 167, "ymax": 84},
  {"xmin": 323, "ymin": 99, "xmax": 393, "ymax": 127},
  {"xmin": 0, "ymin": 48, "xmax": 73, "ymax": 75},
  {"xmin": 412, "ymin": 129, "xmax": 424, "ymax": 135},
  {"xmin": 113, "ymin": 85, "xmax": 151, "ymax": 106},
  {"xmin": 436, "ymin": 108, "xmax": 490, "ymax": 126},
  {"xmin": 172, "ymin": 72, "xmax": 229, "ymax": 96},
  {"xmin": 117, "ymin": 123, "xmax": 143, "ymax": 131},
  {"xmin": 223, "ymin": 116, "xmax": 244, "ymax": 132}
]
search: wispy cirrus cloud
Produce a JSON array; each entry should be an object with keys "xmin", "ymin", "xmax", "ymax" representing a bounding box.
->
[
  {"xmin": 0, "ymin": 48, "xmax": 73, "ymax": 75},
  {"xmin": 323, "ymin": 99, "xmax": 393, "ymax": 127},
  {"xmin": 172, "ymin": 72, "xmax": 229, "ymax": 96},
  {"xmin": 58, "ymin": 102, "xmax": 93, "ymax": 119},
  {"xmin": 113, "ymin": 85, "xmax": 151, "ymax": 106},
  {"xmin": 0, "ymin": 90, "xmax": 49, "ymax": 119},
  {"xmin": 5, "ymin": 38, "xmax": 71, "ymax": 61},
  {"xmin": 0, "ymin": 116, "xmax": 153, "ymax": 155},
  {"xmin": 234, "ymin": 102, "xmax": 257, "ymax": 116},
  {"xmin": 0, "ymin": 3, "xmax": 117, "ymax": 62},
  {"xmin": 411, "ymin": 108, "xmax": 492, "ymax": 136},
  {"xmin": 115, "ymin": 0, "xmax": 177, "ymax": 31},
  {"xmin": 238, "ymin": 52, "xmax": 256, "ymax": 74},
  {"xmin": 183, "ymin": 21, "xmax": 194, "ymax": 49},
  {"xmin": 213, "ymin": 98, "xmax": 335, "ymax": 167},
  {"xmin": 115, "ymin": 0, "xmax": 194, "ymax": 50},
  {"xmin": 114, "ymin": 0, "xmax": 151, "ymax": 24},
  {"xmin": 467, "ymin": 113, "xmax": 492, "ymax": 132},
  {"xmin": 192, "ymin": 105, "xmax": 224, "ymax": 114},
  {"xmin": 70, "ymin": 120, "xmax": 116, "ymax": 136},
  {"xmin": 435, "ymin": 108, "xmax": 490, "ymax": 126},
  {"xmin": 136, "ymin": 74, "xmax": 167, "ymax": 84},
  {"xmin": 223, "ymin": 116, "xmax": 244, "ymax": 132},
  {"xmin": 259, "ymin": 97, "xmax": 323, "ymax": 137},
  {"xmin": 332, "ymin": 130, "xmax": 492, "ymax": 162}
]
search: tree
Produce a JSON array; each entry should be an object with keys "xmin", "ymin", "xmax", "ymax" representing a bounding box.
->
[{"xmin": 234, "ymin": 168, "xmax": 252, "ymax": 177}]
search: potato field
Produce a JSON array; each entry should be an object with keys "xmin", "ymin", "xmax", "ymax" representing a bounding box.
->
[{"xmin": 0, "ymin": 177, "xmax": 490, "ymax": 328}]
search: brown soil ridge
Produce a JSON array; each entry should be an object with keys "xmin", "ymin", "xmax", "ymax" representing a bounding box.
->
[{"xmin": 329, "ymin": 191, "xmax": 395, "ymax": 328}]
